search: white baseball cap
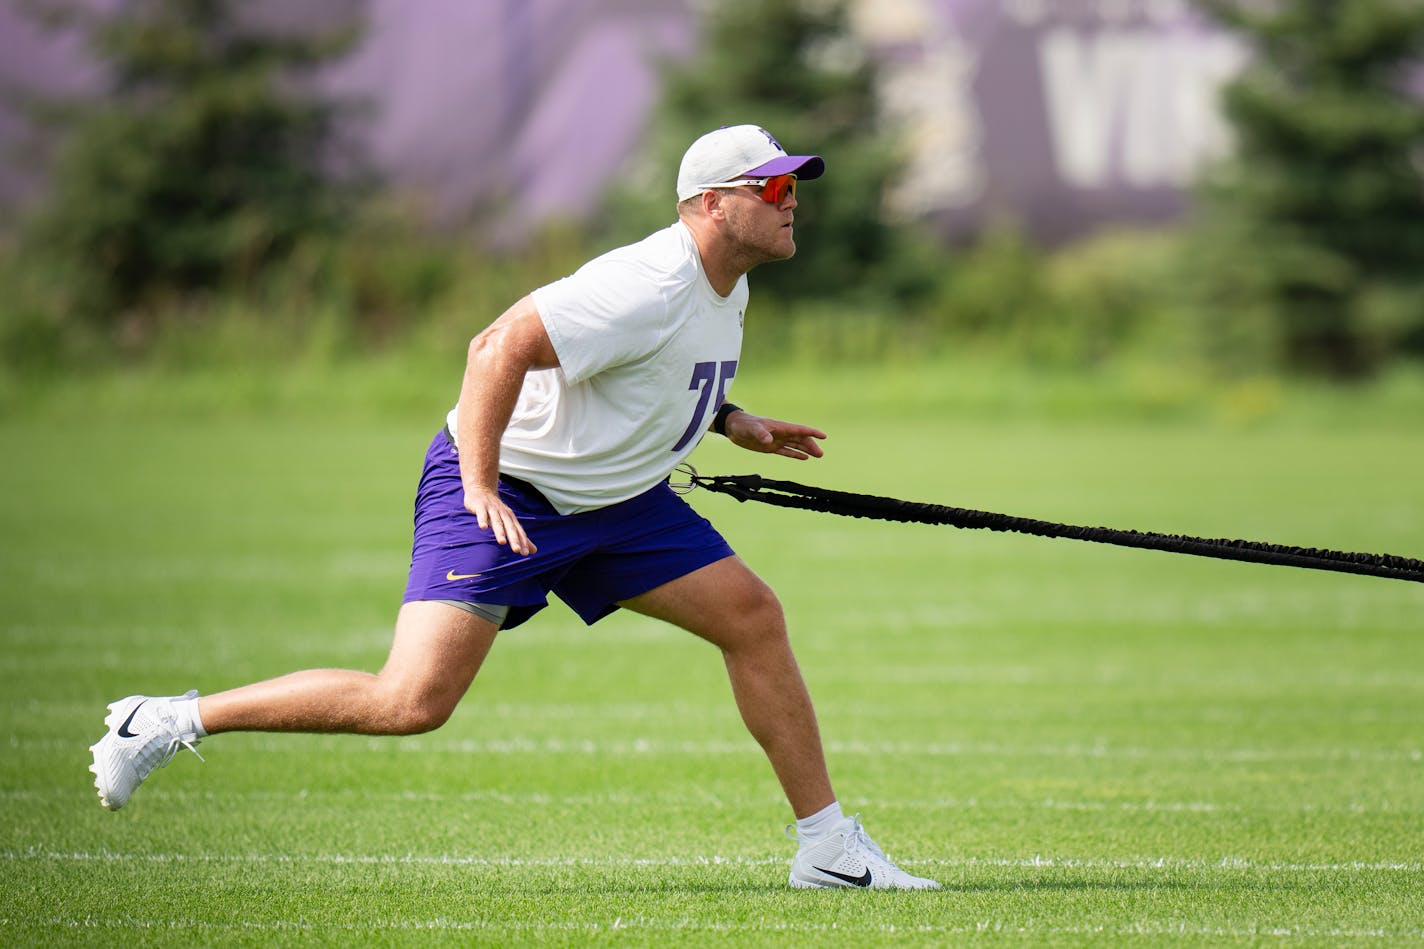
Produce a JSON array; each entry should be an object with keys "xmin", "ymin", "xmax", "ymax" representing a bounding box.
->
[{"xmin": 675, "ymin": 125, "xmax": 825, "ymax": 202}]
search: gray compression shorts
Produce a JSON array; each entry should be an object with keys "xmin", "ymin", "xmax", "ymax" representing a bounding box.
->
[{"xmin": 433, "ymin": 600, "xmax": 511, "ymax": 627}]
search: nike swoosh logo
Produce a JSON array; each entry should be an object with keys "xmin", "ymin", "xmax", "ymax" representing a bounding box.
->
[
  {"xmin": 814, "ymin": 865, "xmax": 873, "ymax": 887},
  {"xmin": 445, "ymin": 570, "xmax": 482, "ymax": 581},
  {"xmin": 116, "ymin": 703, "xmax": 145, "ymax": 739}
]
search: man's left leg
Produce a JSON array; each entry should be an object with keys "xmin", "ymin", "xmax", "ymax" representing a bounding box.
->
[
  {"xmin": 620, "ymin": 555, "xmax": 832, "ymax": 818},
  {"xmin": 619, "ymin": 555, "xmax": 941, "ymax": 890}
]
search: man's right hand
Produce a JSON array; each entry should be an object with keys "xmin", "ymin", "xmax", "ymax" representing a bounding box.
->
[{"xmin": 463, "ymin": 487, "xmax": 537, "ymax": 556}]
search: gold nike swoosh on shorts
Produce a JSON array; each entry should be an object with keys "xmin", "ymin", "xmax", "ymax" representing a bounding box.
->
[{"xmin": 445, "ymin": 570, "xmax": 482, "ymax": 581}]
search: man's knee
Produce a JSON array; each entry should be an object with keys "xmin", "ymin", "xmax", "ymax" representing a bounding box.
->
[
  {"xmin": 746, "ymin": 584, "xmax": 787, "ymax": 632},
  {"xmin": 719, "ymin": 577, "xmax": 790, "ymax": 649},
  {"xmin": 376, "ymin": 681, "xmax": 460, "ymax": 735},
  {"xmin": 387, "ymin": 701, "xmax": 454, "ymax": 736}
]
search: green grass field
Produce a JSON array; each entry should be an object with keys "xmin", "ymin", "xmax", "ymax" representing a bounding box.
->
[{"xmin": 3, "ymin": 364, "xmax": 1422, "ymax": 946}]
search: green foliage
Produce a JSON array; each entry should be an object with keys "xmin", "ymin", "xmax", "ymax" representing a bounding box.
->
[
  {"xmin": 0, "ymin": 212, "xmax": 1295, "ymax": 388},
  {"xmin": 11, "ymin": 0, "xmax": 366, "ymax": 330},
  {"xmin": 916, "ymin": 223, "xmax": 1216, "ymax": 375},
  {"xmin": 1194, "ymin": 0, "xmax": 1424, "ymax": 377},
  {"xmin": 605, "ymin": 0, "xmax": 943, "ymax": 306},
  {"xmin": 9, "ymin": 0, "xmax": 1423, "ymax": 388}
]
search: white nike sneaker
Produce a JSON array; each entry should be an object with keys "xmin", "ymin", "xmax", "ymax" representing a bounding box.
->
[
  {"xmin": 788, "ymin": 815, "xmax": 942, "ymax": 890},
  {"xmin": 89, "ymin": 691, "xmax": 204, "ymax": 810}
]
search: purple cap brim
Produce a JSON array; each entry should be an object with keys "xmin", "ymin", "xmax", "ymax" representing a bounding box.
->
[{"xmin": 743, "ymin": 154, "xmax": 825, "ymax": 181}]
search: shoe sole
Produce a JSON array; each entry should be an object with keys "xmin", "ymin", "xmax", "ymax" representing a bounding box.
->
[
  {"xmin": 788, "ymin": 871, "xmax": 943, "ymax": 891},
  {"xmin": 788, "ymin": 874, "xmax": 835, "ymax": 889}
]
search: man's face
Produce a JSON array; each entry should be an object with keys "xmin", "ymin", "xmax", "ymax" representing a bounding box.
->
[{"xmin": 718, "ymin": 181, "xmax": 799, "ymax": 264}]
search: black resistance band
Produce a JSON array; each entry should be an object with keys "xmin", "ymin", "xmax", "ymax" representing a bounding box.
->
[{"xmin": 672, "ymin": 466, "xmax": 1424, "ymax": 584}]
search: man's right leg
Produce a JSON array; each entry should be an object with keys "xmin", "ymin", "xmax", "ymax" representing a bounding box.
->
[
  {"xmin": 90, "ymin": 601, "xmax": 497, "ymax": 809},
  {"xmin": 198, "ymin": 601, "xmax": 499, "ymax": 735}
]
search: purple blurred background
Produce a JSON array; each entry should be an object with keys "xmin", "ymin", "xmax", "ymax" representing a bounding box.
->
[{"xmin": 0, "ymin": 0, "xmax": 1247, "ymax": 242}]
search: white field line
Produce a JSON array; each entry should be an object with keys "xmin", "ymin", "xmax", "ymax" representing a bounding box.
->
[
  {"xmin": 11, "ymin": 700, "xmax": 1424, "ymax": 732},
  {"xmin": 0, "ymin": 786, "xmax": 1242, "ymax": 812},
  {"xmin": 1, "ymin": 914, "xmax": 1417, "ymax": 941},
  {"xmin": 5, "ymin": 848, "xmax": 1422, "ymax": 874},
  {"xmin": 227, "ymin": 735, "xmax": 1424, "ymax": 765},
  {"xmin": 17, "ymin": 786, "xmax": 1416, "ymax": 816},
  {"xmin": 16, "ymin": 733, "xmax": 1423, "ymax": 763}
]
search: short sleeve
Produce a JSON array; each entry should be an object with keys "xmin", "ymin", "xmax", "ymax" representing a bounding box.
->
[{"xmin": 531, "ymin": 255, "xmax": 668, "ymax": 386}]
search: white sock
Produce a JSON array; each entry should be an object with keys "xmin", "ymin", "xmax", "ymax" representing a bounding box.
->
[
  {"xmin": 173, "ymin": 693, "xmax": 208, "ymax": 738},
  {"xmin": 795, "ymin": 801, "xmax": 846, "ymax": 844}
]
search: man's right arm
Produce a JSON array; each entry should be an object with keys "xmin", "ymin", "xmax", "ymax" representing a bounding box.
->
[{"xmin": 455, "ymin": 294, "xmax": 560, "ymax": 556}]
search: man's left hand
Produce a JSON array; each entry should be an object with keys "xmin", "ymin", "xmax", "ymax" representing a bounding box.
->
[{"xmin": 725, "ymin": 411, "xmax": 826, "ymax": 460}]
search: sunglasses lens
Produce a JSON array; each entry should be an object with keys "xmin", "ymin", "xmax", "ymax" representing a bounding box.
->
[{"xmin": 761, "ymin": 174, "xmax": 796, "ymax": 204}]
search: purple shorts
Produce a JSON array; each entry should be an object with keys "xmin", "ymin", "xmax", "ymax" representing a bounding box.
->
[{"xmin": 402, "ymin": 430, "xmax": 735, "ymax": 630}]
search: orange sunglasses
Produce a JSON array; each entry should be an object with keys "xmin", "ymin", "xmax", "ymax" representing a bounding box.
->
[{"xmin": 699, "ymin": 173, "xmax": 797, "ymax": 204}]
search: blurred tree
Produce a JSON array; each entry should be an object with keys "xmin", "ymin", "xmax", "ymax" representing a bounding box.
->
[
  {"xmin": 605, "ymin": 0, "xmax": 942, "ymax": 306},
  {"xmin": 11, "ymin": 0, "xmax": 366, "ymax": 329},
  {"xmin": 1196, "ymin": 0, "xmax": 1424, "ymax": 377}
]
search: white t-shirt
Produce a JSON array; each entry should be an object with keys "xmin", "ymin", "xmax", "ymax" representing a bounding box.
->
[{"xmin": 446, "ymin": 221, "xmax": 748, "ymax": 514}]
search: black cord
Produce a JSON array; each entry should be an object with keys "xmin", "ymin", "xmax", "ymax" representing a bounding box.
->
[{"xmin": 673, "ymin": 466, "xmax": 1424, "ymax": 584}]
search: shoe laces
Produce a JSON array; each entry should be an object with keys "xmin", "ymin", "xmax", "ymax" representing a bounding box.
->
[
  {"xmin": 156, "ymin": 734, "xmax": 204, "ymax": 768},
  {"xmin": 844, "ymin": 814, "xmax": 890, "ymax": 864},
  {"xmin": 151, "ymin": 698, "xmax": 205, "ymax": 767}
]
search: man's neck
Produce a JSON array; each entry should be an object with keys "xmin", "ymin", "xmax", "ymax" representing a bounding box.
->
[{"xmin": 681, "ymin": 217, "xmax": 745, "ymax": 298}]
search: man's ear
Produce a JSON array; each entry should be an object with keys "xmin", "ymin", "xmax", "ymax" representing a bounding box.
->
[{"xmin": 701, "ymin": 189, "xmax": 727, "ymax": 220}]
